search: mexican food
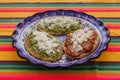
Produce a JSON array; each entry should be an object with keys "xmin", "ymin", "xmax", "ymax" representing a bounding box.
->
[
  {"xmin": 37, "ymin": 16, "xmax": 81, "ymax": 35},
  {"xmin": 64, "ymin": 27, "xmax": 100, "ymax": 59},
  {"xmin": 25, "ymin": 31, "xmax": 63, "ymax": 62}
]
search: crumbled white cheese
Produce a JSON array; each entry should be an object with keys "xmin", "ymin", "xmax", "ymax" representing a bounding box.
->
[
  {"xmin": 71, "ymin": 27, "xmax": 94, "ymax": 52},
  {"xmin": 32, "ymin": 31, "xmax": 59, "ymax": 56},
  {"xmin": 38, "ymin": 16, "xmax": 80, "ymax": 29}
]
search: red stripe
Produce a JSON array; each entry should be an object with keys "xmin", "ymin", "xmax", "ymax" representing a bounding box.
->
[
  {"xmin": 0, "ymin": 24, "xmax": 16, "ymax": 28},
  {"xmin": 106, "ymin": 46, "xmax": 120, "ymax": 52},
  {"xmin": 0, "ymin": 45, "xmax": 16, "ymax": 51},
  {"xmin": 0, "ymin": 44, "xmax": 120, "ymax": 52},
  {"xmin": 0, "ymin": 24, "xmax": 120, "ymax": 29},
  {"xmin": 0, "ymin": 8, "xmax": 120, "ymax": 12},
  {"xmin": 106, "ymin": 24, "xmax": 120, "ymax": 29},
  {"xmin": 0, "ymin": 72, "xmax": 119, "ymax": 80}
]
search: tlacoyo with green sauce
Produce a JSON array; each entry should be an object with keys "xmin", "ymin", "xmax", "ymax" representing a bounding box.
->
[
  {"xmin": 37, "ymin": 16, "xmax": 81, "ymax": 35},
  {"xmin": 24, "ymin": 31, "xmax": 63, "ymax": 62}
]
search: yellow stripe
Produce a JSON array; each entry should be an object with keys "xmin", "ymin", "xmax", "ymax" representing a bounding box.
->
[
  {"xmin": 0, "ymin": 12, "xmax": 35, "ymax": 18},
  {"xmin": 110, "ymin": 29, "xmax": 120, "ymax": 36},
  {"xmin": 1, "ymin": 12, "xmax": 120, "ymax": 18},
  {"xmin": 0, "ymin": 0, "xmax": 120, "ymax": 3},
  {"xmin": 109, "ymin": 43, "xmax": 120, "ymax": 46},
  {"xmin": 0, "ymin": 28, "xmax": 14, "ymax": 36},
  {"xmin": 0, "ymin": 51, "xmax": 25, "ymax": 61},
  {"xmin": 1, "ymin": 7, "xmax": 120, "ymax": 8},
  {"xmin": 0, "ymin": 28, "xmax": 119, "ymax": 36},
  {"xmin": 93, "ymin": 52, "xmax": 120, "ymax": 61},
  {"xmin": 0, "ymin": 51, "xmax": 120, "ymax": 61}
]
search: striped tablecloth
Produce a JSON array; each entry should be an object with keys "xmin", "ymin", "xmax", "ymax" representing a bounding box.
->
[{"xmin": 0, "ymin": 0, "xmax": 120, "ymax": 79}]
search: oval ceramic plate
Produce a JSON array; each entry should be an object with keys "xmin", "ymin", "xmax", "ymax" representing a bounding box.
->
[{"xmin": 12, "ymin": 10, "xmax": 110, "ymax": 67}]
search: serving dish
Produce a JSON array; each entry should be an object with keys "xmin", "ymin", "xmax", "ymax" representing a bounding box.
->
[{"xmin": 12, "ymin": 10, "xmax": 110, "ymax": 67}]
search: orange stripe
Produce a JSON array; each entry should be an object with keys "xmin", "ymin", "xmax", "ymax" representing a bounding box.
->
[
  {"xmin": 0, "ymin": 28, "xmax": 14, "ymax": 36},
  {"xmin": 0, "ymin": 44, "xmax": 119, "ymax": 61},
  {"xmin": 1, "ymin": 12, "xmax": 120, "ymax": 18},
  {"xmin": 0, "ymin": 51, "xmax": 120, "ymax": 61},
  {"xmin": 0, "ymin": 51, "xmax": 25, "ymax": 61},
  {"xmin": 93, "ymin": 52, "xmax": 120, "ymax": 61},
  {"xmin": 1, "ymin": 8, "xmax": 120, "ymax": 12},
  {"xmin": 109, "ymin": 29, "xmax": 120, "ymax": 36}
]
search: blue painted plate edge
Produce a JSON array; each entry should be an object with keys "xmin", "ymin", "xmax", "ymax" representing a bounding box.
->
[{"xmin": 12, "ymin": 10, "xmax": 110, "ymax": 67}]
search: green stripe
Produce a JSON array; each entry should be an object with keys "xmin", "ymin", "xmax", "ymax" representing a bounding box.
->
[
  {"xmin": 0, "ymin": 42, "xmax": 11, "ymax": 44},
  {"xmin": 0, "ymin": 3, "xmax": 120, "ymax": 7},
  {"xmin": 0, "ymin": 69, "xmax": 117, "ymax": 73},
  {"xmin": 0, "ymin": 22, "xmax": 18, "ymax": 24},
  {"xmin": 0, "ymin": 37, "xmax": 119, "ymax": 44},
  {"xmin": 0, "ymin": 69, "xmax": 120, "ymax": 73},
  {"xmin": 111, "ymin": 38, "xmax": 120, "ymax": 43},
  {"xmin": 0, "ymin": 18, "xmax": 120, "ymax": 24},
  {"xmin": 0, "ymin": 18, "xmax": 22, "ymax": 23},
  {"xmin": 0, "ymin": 38, "xmax": 12, "ymax": 42},
  {"xmin": 0, "ymin": 63, "xmax": 119, "ymax": 72},
  {"xmin": 100, "ymin": 18, "xmax": 120, "ymax": 23},
  {"xmin": 0, "ymin": 64, "xmax": 119, "ymax": 70},
  {"xmin": 0, "ymin": 38, "xmax": 12, "ymax": 44},
  {"xmin": 0, "ymin": 40, "xmax": 120, "ymax": 45}
]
